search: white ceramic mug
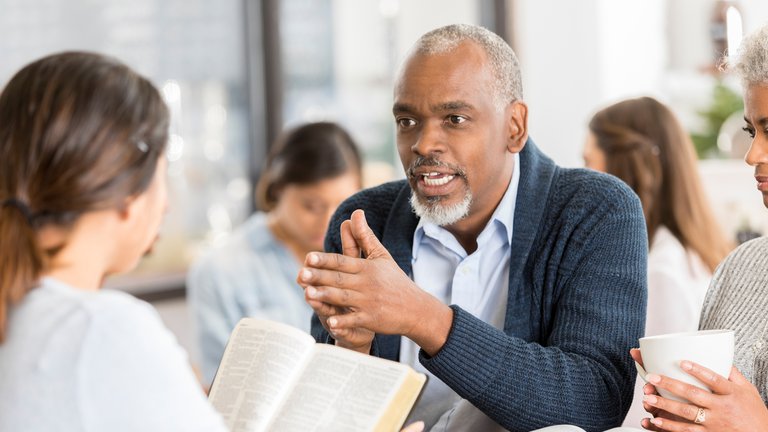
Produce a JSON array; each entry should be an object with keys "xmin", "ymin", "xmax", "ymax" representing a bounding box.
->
[{"xmin": 636, "ymin": 329, "xmax": 734, "ymax": 403}]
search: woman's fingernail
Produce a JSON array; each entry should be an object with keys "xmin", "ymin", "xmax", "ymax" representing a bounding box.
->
[
  {"xmin": 681, "ymin": 360, "xmax": 693, "ymax": 371},
  {"xmin": 643, "ymin": 395, "xmax": 657, "ymax": 405},
  {"xmin": 650, "ymin": 418, "xmax": 662, "ymax": 426},
  {"xmin": 308, "ymin": 253, "xmax": 319, "ymax": 265},
  {"xmin": 646, "ymin": 374, "xmax": 660, "ymax": 384},
  {"xmin": 301, "ymin": 268, "xmax": 312, "ymax": 281},
  {"xmin": 328, "ymin": 317, "xmax": 338, "ymax": 327},
  {"xmin": 306, "ymin": 286, "xmax": 317, "ymax": 298}
]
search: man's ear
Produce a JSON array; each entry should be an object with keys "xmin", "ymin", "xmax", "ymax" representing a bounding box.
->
[{"xmin": 506, "ymin": 101, "xmax": 528, "ymax": 153}]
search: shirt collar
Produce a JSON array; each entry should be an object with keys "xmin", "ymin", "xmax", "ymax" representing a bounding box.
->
[{"xmin": 413, "ymin": 152, "xmax": 520, "ymax": 257}]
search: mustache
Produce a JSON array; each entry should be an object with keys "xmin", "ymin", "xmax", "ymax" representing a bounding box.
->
[{"xmin": 407, "ymin": 156, "xmax": 466, "ymax": 179}]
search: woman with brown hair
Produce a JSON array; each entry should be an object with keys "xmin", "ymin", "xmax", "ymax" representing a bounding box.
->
[
  {"xmin": 586, "ymin": 97, "xmax": 732, "ymax": 333},
  {"xmin": 187, "ymin": 122, "xmax": 362, "ymax": 386},
  {"xmin": 0, "ymin": 51, "xmax": 428, "ymax": 432},
  {"xmin": 584, "ymin": 96, "xmax": 733, "ymax": 427},
  {"xmin": 0, "ymin": 52, "xmax": 227, "ymax": 431}
]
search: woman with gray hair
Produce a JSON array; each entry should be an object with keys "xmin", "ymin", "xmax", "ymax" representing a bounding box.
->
[{"xmin": 631, "ymin": 23, "xmax": 768, "ymax": 432}]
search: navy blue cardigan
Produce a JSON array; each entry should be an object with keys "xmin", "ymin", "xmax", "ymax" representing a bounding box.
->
[{"xmin": 311, "ymin": 139, "xmax": 647, "ymax": 432}]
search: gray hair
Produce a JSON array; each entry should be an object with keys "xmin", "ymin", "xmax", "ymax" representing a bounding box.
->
[
  {"xmin": 733, "ymin": 23, "xmax": 768, "ymax": 86},
  {"xmin": 411, "ymin": 24, "xmax": 523, "ymax": 110}
]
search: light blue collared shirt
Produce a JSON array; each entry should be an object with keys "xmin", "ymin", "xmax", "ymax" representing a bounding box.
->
[{"xmin": 401, "ymin": 153, "xmax": 519, "ymax": 431}]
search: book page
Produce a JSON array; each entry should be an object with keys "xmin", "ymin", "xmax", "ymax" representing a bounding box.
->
[
  {"xmin": 208, "ymin": 318, "xmax": 315, "ymax": 432},
  {"xmin": 267, "ymin": 344, "xmax": 420, "ymax": 432}
]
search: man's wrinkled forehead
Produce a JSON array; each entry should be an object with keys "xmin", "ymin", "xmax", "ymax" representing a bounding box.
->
[
  {"xmin": 394, "ymin": 58, "xmax": 496, "ymax": 115},
  {"xmin": 397, "ymin": 41, "xmax": 480, "ymax": 74}
]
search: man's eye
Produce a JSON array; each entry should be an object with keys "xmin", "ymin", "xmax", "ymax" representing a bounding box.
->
[
  {"xmin": 743, "ymin": 126, "xmax": 756, "ymax": 138},
  {"xmin": 397, "ymin": 118, "xmax": 416, "ymax": 128},
  {"xmin": 447, "ymin": 115, "xmax": 467, "ymax": 125}
]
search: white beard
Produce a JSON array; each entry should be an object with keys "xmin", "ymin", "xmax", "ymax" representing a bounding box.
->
[{"xmin": 410, "ymin": 189, "xmax": 472, "ymax": 227}]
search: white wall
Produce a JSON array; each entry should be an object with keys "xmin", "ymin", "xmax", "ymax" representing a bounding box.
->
[
  {"xmin": 511, "ymin": 0, "xmax": 768, "ymax": 168},
  {"xmin": 512, "ymin": 0, "xmax": 666, "ymax": 167}
]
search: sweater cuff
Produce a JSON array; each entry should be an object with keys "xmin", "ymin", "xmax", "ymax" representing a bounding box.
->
[{"xmin": 417, "ymin": 305, "xmax": 505, "ymax": 399}]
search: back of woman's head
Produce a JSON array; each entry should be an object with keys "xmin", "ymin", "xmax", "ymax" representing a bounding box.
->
[
  {"xmin": 256, "ymin": 122, "xmax": 362, "ymax": 211},
  {"xmin": 589, "ymin": 97, "xmax": 731, "ymax": 271},
  {"xmin": 0, "ymin": 52, "xmax": 169, "ymax": 342}
]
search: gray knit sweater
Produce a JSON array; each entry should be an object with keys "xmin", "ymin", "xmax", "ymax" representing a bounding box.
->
[{"xmin": 699, "ymin": 236, "xmax": 768, "ymax": 403}]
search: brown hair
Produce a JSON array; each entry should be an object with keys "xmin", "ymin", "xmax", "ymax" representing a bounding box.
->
[
  {"xmin": 255, "ymin": 122, "xmax": 362, "ymax": 211},
  {"xmin": 0, "ymin": 52, "xmax": 169, "ymax": 342},
  {"xmin": 589, "ymin": 97, "xmax": 732, "ymax": 272}
]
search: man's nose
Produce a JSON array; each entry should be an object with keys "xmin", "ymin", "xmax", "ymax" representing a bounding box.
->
[{"xmin": 411, "ymin": 120, "xmax": 446, "ymax": 156}]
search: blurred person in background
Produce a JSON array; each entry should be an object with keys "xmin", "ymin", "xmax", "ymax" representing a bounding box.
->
[
  {"xmin": 187, "ymin": 122, "xmax": 362, "ymax": 385},
  {"xmin": 631, "ymin": 22, "xmax": 768, "ymax": 432},
  {"xmin": 0, "ymin": 52, "xmax": 227, "ymax": 431},
  {"xmin": 584, "ymin": 97, "xmax": 733, "ymax": 427},
  {"xmin": 585, "ymin": 96, "xmax": 732, "ymax": 336}
]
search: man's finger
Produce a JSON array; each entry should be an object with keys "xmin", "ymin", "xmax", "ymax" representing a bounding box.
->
[
  {"xmin": 305, "ymin": 284, "xmax": 362, "ymax": 308},
  {"xmin": 327, "ymin": 310, "xmax": 370, "ymax": 332},
  {"xmin": 304, "ymin": 251, "xmax": 362, "ymax": 274},
  {"xmin": 340, "ymin": 219, "xmax": 361, "ymax": 258},
  {"xmin": 349, "ymin": 209, "xmax": 391, "ymax": 260},
  {"xmin": 300, "ymin": 266, "xmax": 355, "ymax": 291},
  {"xmin": 305, "ymin": 295, "xmax": 343, "ymax": 317}
]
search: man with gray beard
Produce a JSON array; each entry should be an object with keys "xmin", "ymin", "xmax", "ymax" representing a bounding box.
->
[{"xmin": 298, "ymin": 24, "xmax": 646, "ymax": 432}]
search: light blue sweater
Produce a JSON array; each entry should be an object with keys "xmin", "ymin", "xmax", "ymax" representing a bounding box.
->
[{"xmin": 188, "ymin": 212, "xmax": 311, "ymax": 385}]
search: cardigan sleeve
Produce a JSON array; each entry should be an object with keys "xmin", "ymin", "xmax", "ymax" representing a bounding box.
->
[{"xmin": 418, "ymin": 182, "xmax": 647, "ymax": 432}]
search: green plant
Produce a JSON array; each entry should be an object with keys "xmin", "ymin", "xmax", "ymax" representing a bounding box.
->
[{"xmin": 690, "ymin": 81, "xmax": 743, "ymax": 158}]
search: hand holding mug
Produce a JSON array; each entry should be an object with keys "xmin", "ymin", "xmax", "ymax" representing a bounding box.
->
[
  {"xmin": 631, "ymin": 330, "xmax": 768, "ymax": 431},
  {"xmin": 639, "ymin": 361, "xmax": 768, "ymax": 432}
]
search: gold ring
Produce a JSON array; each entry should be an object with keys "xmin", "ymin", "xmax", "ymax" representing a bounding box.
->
[{"xmin": 694, "ymin": 407, "xmax": 706, "ymax": 424}]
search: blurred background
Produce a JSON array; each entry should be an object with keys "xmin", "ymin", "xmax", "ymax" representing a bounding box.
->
[{"xmin": 2, "ymin": 0, "xmax": 766, "ymax": 358}]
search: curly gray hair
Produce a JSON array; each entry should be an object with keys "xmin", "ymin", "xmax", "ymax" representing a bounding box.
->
[
  {"xmin": 410, "ymin": 24, "xmax": 522, "ymax": 110},
  {"xmin": 733, "ymin": 23, "xmax": 768, "ymax": 86}
]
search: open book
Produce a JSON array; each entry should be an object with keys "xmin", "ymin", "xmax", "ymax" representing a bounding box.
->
[{"xmin": 208, "ymin": 318, "xmax": 427, "ymax": 432}]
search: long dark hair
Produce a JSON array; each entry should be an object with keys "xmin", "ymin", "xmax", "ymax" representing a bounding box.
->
[
  {"xmin": 0, "ymin": 52, "xmax": 169, "ymax": 342},
  {"xmin": 589, "ymin": 96, "xmax": 732, "ymax": 271},
  {"xmin": 255, "ymin": 122, "xmax": 362, "ymax": 211}
]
